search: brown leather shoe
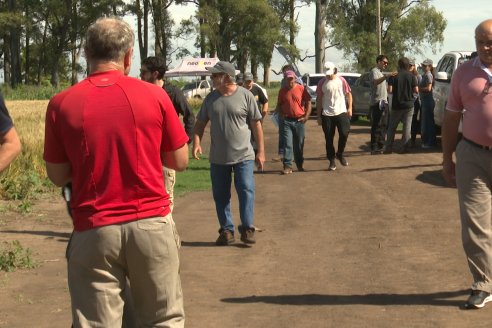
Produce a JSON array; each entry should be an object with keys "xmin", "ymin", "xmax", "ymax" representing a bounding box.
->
[
  {"xmin": 216, "ymin": 230, "xmax": 235, "ymax": 246},
  {"xmin": 240, "ymin": 228, "xmax": 256, "ymax": 244},
  {"xmin": 281, "ymin": 167, "xmax": 293, "ymax": 175}
]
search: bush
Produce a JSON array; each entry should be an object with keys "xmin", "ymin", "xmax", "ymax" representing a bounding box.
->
[
  {"xmin": 0, "ymin": 240, "xmax": 37, "ymax": 272},
  {"xmin": 0, "ymin": 84, "xmax": 68, "ymax": 100}
]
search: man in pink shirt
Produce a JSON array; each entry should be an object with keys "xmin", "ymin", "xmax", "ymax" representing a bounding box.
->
[{"xmin": 442, "ymin": 19, "xmax": 492, "ymax": 309}]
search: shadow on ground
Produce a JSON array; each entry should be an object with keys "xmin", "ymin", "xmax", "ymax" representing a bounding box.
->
[
  {"xmin": 416, "ymin": 169, "xmax": 448, "ymax": 187},
  {"xmin": 0, "ymin": 229, "xmax": 71, "ymax": 242},
  {"xmin": 221, "ymin": 289, "xmax": 468, "ymax": 307}
]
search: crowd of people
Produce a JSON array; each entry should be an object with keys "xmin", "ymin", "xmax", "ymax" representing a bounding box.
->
[{"xmin": 0, "ymin": 14, "xmax": 491, "ymax": 326}]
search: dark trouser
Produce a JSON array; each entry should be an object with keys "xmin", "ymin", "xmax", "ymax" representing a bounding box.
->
[
  {"xmin": 278, "ymin": 116, "xmax": 285, "ymax": 156},
  {"xmin": 321, "ymin": 113, "xmax": 350, "ymax": 160},
  {"xmin": 420, "ymin": 96, "xmax": 437, "ymax": 146},
  {"xmin": 370, "ymin": 103, "xmax": 388, "ymax": 151},
  {"xmin": 411, "ymin": 97, "xmax": 421, "ymax": 143}
]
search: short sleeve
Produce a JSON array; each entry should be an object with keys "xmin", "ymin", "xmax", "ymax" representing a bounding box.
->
[
  {"xmin": 339, "ymin": 76, "xmax": 351, "ymax": 93},
  {"xmin": 446, "ymin": 68, "xmax": 464, "ymax": 112},
  {"xmin": 302, "ymin": 86, "xmax": 312, "ymax": 102},
  {"xmin": 0, "ymin": 94, "xmax": 13, "ymax": 135},
  {"xmin": 160, "ymin": 93, "xmax": 189, "ymax": 152},
  {"xmin": 43, "ymin": 98, "xmax": 69, "ymax": 163}
]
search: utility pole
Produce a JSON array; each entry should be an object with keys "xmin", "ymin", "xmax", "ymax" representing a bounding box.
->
[{"xmin": 377, "ymin": 0, "xmax": 381, "ymax": 55}]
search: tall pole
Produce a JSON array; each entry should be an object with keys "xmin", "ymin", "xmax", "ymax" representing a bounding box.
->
[{"xmin": 377, "ymin": 0, "xmax": 381, "ymax": 54}]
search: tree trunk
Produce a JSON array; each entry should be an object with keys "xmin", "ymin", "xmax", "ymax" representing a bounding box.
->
[
  {"xmin": 136, "ymin": 0, "xmax": 149, "ymax": 60},
  {"xmin": 8, "ymin": 0, "xmax": 22, "ymax": 87},
  {"xmin": 251, "ymin": 55, "xmax": 258, "ymax": 81},
  {"xmin": 25, "ymin": 5, "xmax": 30, "ymax": 84},
  {"xmin": 289, "ymin": 0, "xmax": 295, "ymax": 46},
  {"xmin": 3, "ymin": 35, "xmax": 11, "ymax": 86},
  {"xmin": 314, "ymin": 0, "xmax": 327, "ymax": 73},
  {"xmin": 152, "ymin": 0, "xmax": 163, "ymax": 56},
  {"xmin": 37, "ymin": 19, "xmax": 48, "ymax": 85},
  {"xmin": 70, "ymin": 1, "xmax": 78, "ymax": 85}
]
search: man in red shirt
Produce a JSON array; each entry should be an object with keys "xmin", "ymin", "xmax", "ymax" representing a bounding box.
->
[
  {"xmin": 44, "ymin": 18, "xmax": 188, "ymax": 327},
  {"xmin": 276, "ymin": 70, "xmax": 311, "ymax": 174}
]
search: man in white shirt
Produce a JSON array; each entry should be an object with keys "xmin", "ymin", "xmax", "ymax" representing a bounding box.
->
[{"xmin": 316, "ymin": 62, "xmax": 352, "ymax": 171}]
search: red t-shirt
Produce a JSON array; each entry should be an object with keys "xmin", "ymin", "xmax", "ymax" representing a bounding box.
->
[
  {"xmin": 44, "ymin": 70, "xmax": 189, "ymax": 231},
  {"xmin": 277, "ymin": 84, "xmax": 311, "ymax": 119}
]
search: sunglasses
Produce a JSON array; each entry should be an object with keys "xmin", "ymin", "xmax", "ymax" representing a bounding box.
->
[{"xmin": 382, "ymin": 61, "xmax": 389, "ymax": 65}]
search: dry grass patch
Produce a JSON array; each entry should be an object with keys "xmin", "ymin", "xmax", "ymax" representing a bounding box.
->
[{"xmin": 1, "ymin": 101, "xmax": 54, "ymax": 205}]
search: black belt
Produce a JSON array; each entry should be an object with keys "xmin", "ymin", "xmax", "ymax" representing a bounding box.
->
[{"xmin": 463, "ymin": 137, "xmax": 492, "ymax": 151}]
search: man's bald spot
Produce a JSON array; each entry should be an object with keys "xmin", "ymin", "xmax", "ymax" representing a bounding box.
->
[{"xmin": 475, "ymin": 19, "xmax": 492, "ymax": 36}]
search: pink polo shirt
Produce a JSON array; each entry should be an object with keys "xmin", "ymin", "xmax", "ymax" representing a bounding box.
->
[{"xmin": 447, "ymin": 57, "xmax": 492, "ymax": 145}]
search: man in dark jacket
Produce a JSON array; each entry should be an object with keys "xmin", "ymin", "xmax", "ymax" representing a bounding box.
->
[
  {"xmin": 141, "ymin": 56, "xmax": 196, "ymax": 211},
  {"xmin": 385, "ymin": 57, "xmax": 418, "ymax": 154}
]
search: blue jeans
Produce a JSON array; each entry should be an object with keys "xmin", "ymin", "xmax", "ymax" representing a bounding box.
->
[
  {"xmin": 420, "ymin": 96, "xmax": 436, "ymax": 146},
  {"xmin": 282, "ymin": 118, "xmax": 305, "ymax": 168},
  {"xmin": 210, "ymin": 160, "xmax": 255, "ymax": 233}
]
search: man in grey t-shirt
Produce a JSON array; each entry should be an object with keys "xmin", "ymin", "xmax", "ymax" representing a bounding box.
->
[
  {"xmin": 369, "ymin": 55, "xmax": 396, "ymax": 154},
  {"xmin": 193, "ymin": 61, "xmax": 265, "ymax": 246}
]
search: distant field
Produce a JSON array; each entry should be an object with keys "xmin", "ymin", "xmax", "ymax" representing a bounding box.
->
[
  {"xmin": 1, "ymin": 101, "xmax": 52, "ymax": 205},
  {"xmin": 1, "ymin": 100, "xmax": 210, "ymax": 206}
]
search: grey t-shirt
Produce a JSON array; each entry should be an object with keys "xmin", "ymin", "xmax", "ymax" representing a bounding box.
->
[
  {"xmin": 419, "ymin": 71, "xmax": 434, "ymax": 100},
  {"xmin": 197, "ymin": 86, "xmax": 262, "ymax": 165},
  {"xmin": 369, "ymin": 67, "xmax": 388, "ymax": 105}
]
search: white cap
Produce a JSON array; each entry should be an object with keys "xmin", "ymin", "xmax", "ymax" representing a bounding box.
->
[{"xmin": 324, "ymin": 61, "xmax": 336, "ymax": 75}]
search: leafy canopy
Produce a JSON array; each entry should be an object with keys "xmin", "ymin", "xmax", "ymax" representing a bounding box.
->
[{"xmin": 326, "ymin": 0, "xmax": 447, "ymax": 71}]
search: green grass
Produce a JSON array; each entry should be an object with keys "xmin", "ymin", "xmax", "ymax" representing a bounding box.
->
[
  {"xmin": 0, "ymin": 84, "xmax": 68, "ymax": 100},
  {"xmin": 0, "ymin": 240, "xmax": 37, "ymax": 272},
  {"xmin": 174, "ymin": 155, "xmax": 211, "ymax": 197}
]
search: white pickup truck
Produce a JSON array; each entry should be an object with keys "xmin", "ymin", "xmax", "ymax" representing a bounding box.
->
[
  {"xmin": 182, "ymin": 80, "xmax": 213, "ymax": 99},
  {"xmin": 433, "ymin": 51, "xmax": 474, "ymax": 127}
]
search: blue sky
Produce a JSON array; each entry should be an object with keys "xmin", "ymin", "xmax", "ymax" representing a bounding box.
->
[{"xmin": 129, "ymin": 0, "xmax": 490, "ymax": 79}]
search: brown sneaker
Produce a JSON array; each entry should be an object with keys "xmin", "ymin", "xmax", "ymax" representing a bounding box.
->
[
  {"xmin": 240, "ymin": 228, "xmax": 256, "ymax": 244},
  {"xmin": 216, "ymin": 230, "xmax": 235, "ymax": 246},
  {"xmin": 281, "ymin": 167, "xmax": 293, "ymax": 175}
]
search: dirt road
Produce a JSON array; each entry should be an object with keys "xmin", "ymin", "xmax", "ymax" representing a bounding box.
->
[{"xmin": 1, "ymin": 117, "xmax": 490, "ymax": 327}]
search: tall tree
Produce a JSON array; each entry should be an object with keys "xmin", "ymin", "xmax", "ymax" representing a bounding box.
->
[
  {"xmin": 0, "ymin": 0, "xmax": 24, "ymax": 87},
  {"xmin": 325, "ymin": 0, "xmax": 447, "ymax": 71},
  {"xmin": 268, "ymin": 0, "xmax": 302, "ymax": 75},
  {"xmin": 150, "ymin": 0, "xmax": 174, "ymax": 61},
  {"xmin": 313, "ymin": 0, "xmax": 327, "ymax": 73},
  {"xmin": 196, "ymin": 0, "xmax": 281, "ymax": 84},
  {"xmin": 131, "ymin": 0, "xmax": 150, "ymax": 61}
]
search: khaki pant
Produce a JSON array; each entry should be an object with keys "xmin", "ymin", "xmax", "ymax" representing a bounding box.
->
[
  {"xmin": 456, "ymin": 140, "xmax": 492, "ymax": 292},
  {"xmin": 67, "ymin": 214, "xmax": 184, "ymax": 327},
  {"xmin": 164, "ymin": 167, "xmax": 176, "ymax": 212}
]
